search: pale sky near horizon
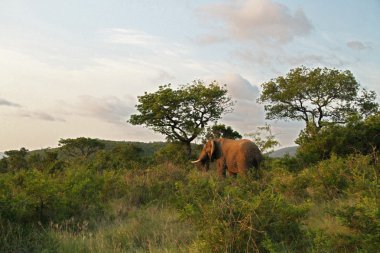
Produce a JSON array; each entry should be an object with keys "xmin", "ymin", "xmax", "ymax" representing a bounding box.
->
[{"xmin": 1, "ymin": 0, "xmax": 379, "ymax": 152}]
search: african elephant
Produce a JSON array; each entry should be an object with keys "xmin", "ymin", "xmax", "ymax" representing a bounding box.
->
[{"xmin": 192, "ymin": 138, "xmax": 263, "ymax": 177}]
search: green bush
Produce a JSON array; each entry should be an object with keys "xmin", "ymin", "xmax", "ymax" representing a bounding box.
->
[
  {"xmin": 124, "ymin": 163, "xmax": 188, "ymax": 206},
  {"xmin": 91, "ymin": 143, "xmax": 144, "ymax": 171},
  {"xmin": 154, "ymin": 142, "xmax": 194, "ymax": 165},
  {"xmin": 332, "ymin": 196, "xmax": 380, "ymax": 252},
  {"xmin": 197, "ymin": 189, "xmax": 309, "ymax": 252},
  {"xmin": 176, "ymin": 172, "xmax": 310, "ymax": 252},
  {"xmin": 0, "ymin": 169, "xmax": 62, "ymax": 223},
  {"xmin": 297, "ymin": 113, "xmax": 380, "ymax": 165},
  {"xmin": 298, "ymin": 154, "xmax": 378, "ymax": 201}
]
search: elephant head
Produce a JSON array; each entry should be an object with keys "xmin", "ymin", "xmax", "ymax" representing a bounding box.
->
[
  {"xmin": 191, "ymin": 140, "xmax": 216, "ymax": 171},
  {"xmin": 192, "ymin": 138, "xmax": 263, "ymax": 177}
]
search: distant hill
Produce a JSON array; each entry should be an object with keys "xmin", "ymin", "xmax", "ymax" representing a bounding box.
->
[
  {"xmin": 268, "ymin": 146, "xmax": 298, "ymax": 158},
  {"xmin": 0, "ymin": 152, "xmax": 4, "ymax": 158}
]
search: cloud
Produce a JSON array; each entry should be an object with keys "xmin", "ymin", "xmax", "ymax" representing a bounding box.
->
[
  {"xmin": 211, "ymin": 73, "xmax": 265, "ymax": 134},
  {"xmin": 347, "ymin": 41, "xmax": 371, "ymax": 50},
  {"xmin": 104, "ymin": 28, "xmax": 159, "ymax": 46},
  {"xmin": 18, "ymin": 110, "xmax": 65, "ymax": 122},
  {"xmin": 0, "ymin": 98, "xmax": 20, "ymax": 107},
  {"xmin": 222, "ymin": 73, "xmax": 260, "ymax": 101},
  {"xmin": 71, "ymin": 95, "xmax": 134, "ymax": 124},
  {"xmin": 196, "ymin": 34, "xmax": 228, "ymax": 45},
  {"xmin": 199, "ymin": 0, "xmax": 313, "ymax": 44},
  {"xmin": 103, "ymin": 28, "xmax": 189, "ymax": 57},
  {"xmin": 217, "ymin": 74, "xmax": 302, "ymax": 146},
  {"xmin": 277, "ymin": 53, "xmax": 347, "ymax": 67}
]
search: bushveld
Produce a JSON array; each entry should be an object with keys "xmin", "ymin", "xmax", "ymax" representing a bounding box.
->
[{"xmin": 0, "ymin": 138, "xmax": 379, "ymax": 253}]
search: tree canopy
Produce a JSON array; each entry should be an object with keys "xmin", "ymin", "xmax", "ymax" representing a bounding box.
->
[
  {"xmin": 204, "ymin": 124, "xmax": 242, "ymax": 140},
  {"xmin": 258, "ymin": 66, "xmax": 378, "ymax": 130},
  {"xmin": 58, "ymin": 137, "xmax": 105, "ymax": 159},
  {"xmin": 128, "ymin": 80, "xmax": 234, "ymax": 155},
  {"xmin": 3, "ymin": 147, "xmax": 28, "ymax": 171}
]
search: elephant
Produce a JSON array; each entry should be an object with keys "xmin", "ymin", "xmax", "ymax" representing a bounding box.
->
[{"xmin": 192, "ymin": 138, "xmax": 263, "ymax": 177}]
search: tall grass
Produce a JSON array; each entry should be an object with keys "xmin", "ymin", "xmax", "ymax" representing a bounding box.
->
[{"xmin": 50, "ymin": 206, "xmax": 195, "ymax": 253}]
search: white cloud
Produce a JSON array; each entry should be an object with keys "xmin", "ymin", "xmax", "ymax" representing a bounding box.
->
[
  {"xmin": 103, "ymin": 28, "xmax": 190, "ymax": 57},
  {"xmin": 62, "ymin": 95, "xmax": 134, "ymax": 124},
  {"xmin": 199, "ymin": 0, "xmax": 313, "ymax": 44},
  {"xmin": 223, "ymin": 73, "xmax": 260, "ymax": 101},
  {"xmin": 104, "ymin": 28, "xmax": 160, "ymax": 46},
  {"xmin": 196, "ymin": 34, "xmax": 228, "ymax": 45},
  {"xmin": 209, "ymin": 73, "xmax": 266, "ymax": 135},
  {"xmin": 0, "ymin": 98, "xmax": 20, "ymax": 107},
  {"xmin": 347, "ymin": 40, "xmax": 371, "ymax": 51},
  {"xmin": 18, "ymin": 110, "xmax": 65, "ymax": 122}
]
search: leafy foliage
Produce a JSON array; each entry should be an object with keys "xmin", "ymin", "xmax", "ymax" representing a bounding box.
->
[
  {"xmin": 91, "ymin": 143, "xmax": 144, "ymax": 171},
  {"xmin": 129, "ymin": 80, "xmax": 233, "ymax": 154},
  {"xmin": 258, "ymin": 66, "xmax": 378, "ymax": 130},
  {"xmin": 3, "ymin": 147, "xmax": 28, "ymax": 171},
  {"xmin": 246, "ymin": 124, "xmax": 280, "ymax": 153},
  {"xmin": 0, "ymin": 141, "xmax": 379, "ymax": 252},
  {"xmin": 204, "ymin": 124, "xmax": 242, "ymax": 140},
  {"xmin": 296, "ymin": 113, "xmax": 380, "ymax": 164},
  {"xmin": 59, "ymin": 137, "xmax": 105, "ymax": 159}
]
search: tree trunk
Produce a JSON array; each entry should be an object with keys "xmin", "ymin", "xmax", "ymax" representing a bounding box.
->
[{"xmin": 185, "ymin": 141, "xmax": 192, "ymax": 158}]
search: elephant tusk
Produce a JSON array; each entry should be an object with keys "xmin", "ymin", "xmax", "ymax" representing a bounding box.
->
[{"xmin": 191, "ymin": 159, "xmax": 201, "ymax": 163}]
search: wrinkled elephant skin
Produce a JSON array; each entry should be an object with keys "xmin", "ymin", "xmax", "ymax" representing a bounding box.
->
[{"xmin": 192, "ymin": 138, "xmax": 263, "ymax": 177}]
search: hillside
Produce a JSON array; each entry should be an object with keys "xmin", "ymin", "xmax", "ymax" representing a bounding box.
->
[{"xmin": 268, "ymin": 146, "xmax": 298, "ymax": 158}]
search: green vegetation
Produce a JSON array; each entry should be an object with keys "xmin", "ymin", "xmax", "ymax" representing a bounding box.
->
[
  {"xmin": 128, "ymin": 80, "xmax": 234, "ymax": 155},
  {"xmin": 1, "ymin": 133, "xmax": 378, "ymax": 252},
  {"xmin": 1, "ymin": 69, "xmax": 379, "ymax": 252},
  {"xmin": 258, "ymin": 66, "xmax": 378, "ymax": 130},
  {"xmin": 204, "ymin": 124, "xmax": 242, "ymax": 140}
]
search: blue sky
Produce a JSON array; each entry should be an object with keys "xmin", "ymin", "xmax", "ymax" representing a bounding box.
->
[{"xmin": 0, "ymin": 0, "xmax": 379, "ymax": 151}]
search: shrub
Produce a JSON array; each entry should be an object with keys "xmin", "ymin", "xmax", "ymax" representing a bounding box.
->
[
  {"xmin": 124, "ymin": 163, "xmax": 188, "ymax": 206},
  {"xmin": 154, "ymin": 142, "xmax": 192, "ymax": 165},
  {"xmin": 61, "ymin": 167, "xmax": 106, "ymax": 220},
  {"xmin": 0, "ymin": 169, "xmax": 62, "ymax": 223},
  {"xmin": 298, "ymin": 154, "xmax": 378, "ymax": 201},
  {"xmin": 176, "ymin": 173, "xmax": 310, "ymax": 252},
  {"xmin": 195, "ymin": 188, "xmax": 310, "ymax": 252},
  {"xmin": 91, "ymin": 143, "xmax": 144, "ymax": 171},
  {"xmin": 331, "ymin": 196, "xmax": 380, "ymax": 252},
  {"xmin": 296, "ymin": 113, "xmax": 380, "ymax": 165}
]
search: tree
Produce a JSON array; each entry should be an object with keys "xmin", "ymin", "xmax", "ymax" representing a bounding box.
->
[
  {"xmin": 246, "ymin": 124, "xmax": 279, "ymax": 154},
  {"xmin": 58, "ymin": 137, "xmax": 105, "ymax": 159},
  {"xmin": 204, "ymin": 124, "xmax": 242, "ymax": 140},
  {"xmin": 128, "ymin": 80, "xmax": 234, "ymax": 155},
  {"xmin": 4, "ymin": 147, "xmax": 28, "ymax": 171},
  {"xmin": 258, "ymin": 66, "xmax": 378, "ymax": 131}
]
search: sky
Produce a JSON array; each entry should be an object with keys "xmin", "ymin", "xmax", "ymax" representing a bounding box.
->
[{"xmin": 0, "ymin": 0, "xmax": 379, "ymax": 152}]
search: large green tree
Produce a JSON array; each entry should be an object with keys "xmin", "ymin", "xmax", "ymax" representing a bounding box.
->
[
  {"xmin": 258, "ymin": 66, "xmax": 378, "ymax": 130},
  {"xmin": 128, "ymin": 80, "xmax": 234, "ymax": 155},
  {"xmin": 58, "ymin": 137, "xmax": 105, "ymax": 159}
]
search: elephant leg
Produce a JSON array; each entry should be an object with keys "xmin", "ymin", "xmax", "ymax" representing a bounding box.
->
[
  {"xmin": 217, "ymin": 159, "xmax": 226, "ymax": 177},
  {"xmin": 237, "ymin": 160, "xmax": 248, "ymax": 176},
  {"xmin": 227, "ymin": 171, "xmax": 237, "ymax": 178}
]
